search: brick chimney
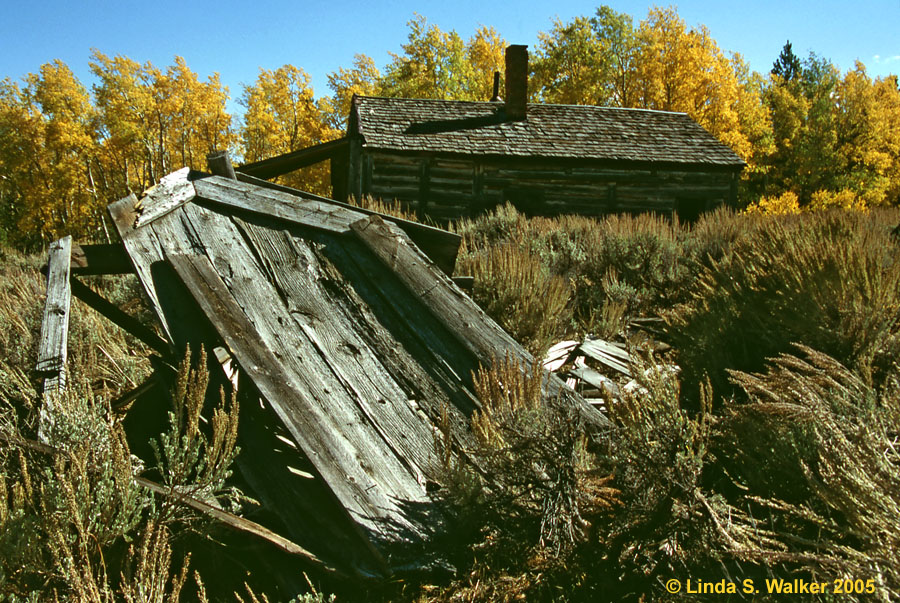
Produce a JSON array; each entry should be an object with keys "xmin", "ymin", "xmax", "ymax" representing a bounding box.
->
[{"xmin": 504, "ymin": 45, "xmax": 528, "ymax": 120}]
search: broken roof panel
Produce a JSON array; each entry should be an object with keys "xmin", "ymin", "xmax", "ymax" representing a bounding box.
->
[{"xmin": 106, "ymin": 168, "xmax": 604, "ymax": 577}]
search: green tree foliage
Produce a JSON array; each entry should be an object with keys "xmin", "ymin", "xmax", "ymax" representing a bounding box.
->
[
  {"xmin": 771, "ymin": 40, "xmax": 802, "ymax": 81},
  {"xmin": 532, "ymin": 16, "xmax": 609, "ymax": 105},
  {"xmin": 761, "ymin": 51, "xmax": 900, "ymax": 206}
]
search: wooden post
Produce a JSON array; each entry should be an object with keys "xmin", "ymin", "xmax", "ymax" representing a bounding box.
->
[
  {"xmin": 36, "ymin": 236, "xmax": 73, "ymax": 442},
  {"xmin": 206, "ymin": 150, "xmax": 237, "ymax": 180}
]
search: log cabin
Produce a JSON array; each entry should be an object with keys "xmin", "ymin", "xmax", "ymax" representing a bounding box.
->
[{"xmin": 240, "ymin": 45, "xmax": 747, "ymax": 222}]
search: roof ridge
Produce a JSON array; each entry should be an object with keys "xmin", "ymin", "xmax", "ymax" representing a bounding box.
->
[{"xmin": 356, "ymin": 95, "xmax": 689, "ymax": 116}]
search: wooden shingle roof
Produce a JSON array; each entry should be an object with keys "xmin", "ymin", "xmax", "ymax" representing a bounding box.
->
[{"xmin": 352, "ymin": 96, "xmax": 746, "ymax": 168}]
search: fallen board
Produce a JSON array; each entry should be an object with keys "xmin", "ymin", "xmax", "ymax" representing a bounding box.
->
[{"xmin": 105, "ymin": 169, "xmax": 603, "ymax": 576}]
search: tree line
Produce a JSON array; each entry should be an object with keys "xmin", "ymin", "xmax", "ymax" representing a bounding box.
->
[{"xmin": 1, "ymin": 5, "xmax": 899, "ymax": 248}]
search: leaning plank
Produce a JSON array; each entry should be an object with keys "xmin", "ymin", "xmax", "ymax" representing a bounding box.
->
[
  {"xmin": 351, "ymin": 216, "xmax": 608, "ymax": 428},
  {"xmin": 36, "ymin": 236, "xmax": 73, "ymax": 392},
  {"xmin": 206, "ymin": 150, "xmax": 237, "ymax": 180},
  {"xmin": 222, "ymin": 173, "xmax": 461, "ymax": 275},
  {"xmin": 167, "ymin": 252, "xmax": 417, "ymax": 574},
  {"xmin": 170, "ymin": 204, "xmax": 435, "ymax": 537},
  {"xmin": 236, "ymin": 137, "xmax": 349, "ymax": 179},
  {"xmin": 351, "ymin": 216, "xmax": 528, "ymax": 368},
  {"xmin": 108, "ymin": 194, "xmax": 175, "ymax": 345},
  {"xmin": 194, "ymin": 177, "xmax": 355, "ymax": 234}
]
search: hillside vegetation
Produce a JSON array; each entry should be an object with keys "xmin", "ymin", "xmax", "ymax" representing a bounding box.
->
[{"xmin": 2, "ymin": 207, "xmax": 899, "ymax": 601}]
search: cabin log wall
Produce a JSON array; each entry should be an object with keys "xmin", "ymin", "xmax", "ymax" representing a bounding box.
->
[{"xmin": 356, "ymin": 150, "xmax": 739, "ymax": 221}]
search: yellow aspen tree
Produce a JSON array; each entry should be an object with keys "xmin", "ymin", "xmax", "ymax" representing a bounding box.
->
[
  {"xmin": 240, "ymin": 65, "xmax": 340, "ymax": 195},
  {"xmin": 0, "ymin": 62, "xmax": 102, "ymax": 247},
  {"xmin": 832, "ymin": 64, "xmax": 900, "ymax": 205},
  {"xmin": 91, "ymin": 52, "xmax": 234, "ymax": 199},
  {"xmin": 532, "ymin": 16, "xmax": 608, "ymax": 105},
  {"xmin": 327, "ymin": 54, "xmax": 382, "ymax": 128},
  {"xmin": 464, "ymin": 26, "xmax": 507, "ymax": 101}
]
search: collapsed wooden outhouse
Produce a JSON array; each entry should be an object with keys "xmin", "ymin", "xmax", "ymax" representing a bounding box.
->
[{"xmin": 37, "ymin": 165, "xmax": 603, "ymax": 582}]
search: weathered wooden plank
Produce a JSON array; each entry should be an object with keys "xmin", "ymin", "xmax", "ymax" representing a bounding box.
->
[
  {"xmin": 350, "ymin": 215, "xmax": 608, "ymax": 427},
  {"xmin": 69, "ymin": 276, "xmax": 171, "ymax": 356},
  {"xmin": 176, "ymin": 203, "xmax": 435, "ymax": 506},
  {"xmin": 108, "ymin": 194, "xmax": 175, "ymax": 345},
  {"xmin": 135, "ymin": 167, "xmax": 197, "ymax": 228},
  {"xmin": 194, "ymin": 177, "xmax": 356, "ymax": 233},
  {"xmin": 351, "ymin": 216, "xmax": 529, "ymax": 367},
  {"xmin": 166, "ymin": 242, "xmax": 433, "ymax": 556},
  {"xmin": 198, "ymin": 175, "xmax": 461, "ymax": 276},
  {"xmin": 36, "ymin": 236, "xmax": 73, "ymax": 392},
  {"xmin": 169, "ymin": 255, "xmax": 405, "ymax": 569},
  {"xmin": 569, "ymin": 364, "xmax": 621, "ymax": 396},
  {"xmin": 543, "ymin": 340, "xmax": 579, "ymax": 372},
  {"xmin": 237, "ymin": 137, "xmax": 348, "ymax": 180},
  {"xmin": 206, "ymin": 150, "xmax": 238, "ymax": 180},
  {"xmin": 0, "ymin": 427, "xmax": 345, "ymax": 578},
  {"xmin": 135, "ymin": 476, "xmax": 349, "ymax": 576},
  {"xmin": 232, "ymin": 384, "xmax": 386, "ymax": 578},
  {"xmin": 579, "ymin": 338, "xmax": 632, "ymax": 377},
  {"xmin": 234, "ymin": 218, "xmax": 446, "ymax": 482}
]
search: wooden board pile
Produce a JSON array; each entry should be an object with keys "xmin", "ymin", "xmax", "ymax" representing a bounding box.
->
[{"xmin": 35, "ymin": 161, "xmax": 604, "ymax": 584}]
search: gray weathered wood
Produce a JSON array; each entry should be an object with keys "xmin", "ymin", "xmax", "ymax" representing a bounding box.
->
[
  {"xmin": 206, "ymin": 150, "xmax": 238, "ymax": 180},
  {"xmin": 351, "ymin": 216, "xmax": 530, "ymax": 368},
  {"xmin": 194, "ymin": 176, "xmax": 355, "ymax": 234},
  {"xmin": 358, "ymin": 149, "xmax": 738, "ymax": 222},
  {"xmin": 36, "ymin": 236, "xmax": 73, "ymax": 393},
  {"xmin": 108, "ymin": 194, "xmax": 176, "ymax": 345},
  {"xmin": 196, "ymin": 175, "xmax": 461, "ymax": 275},
  {"xmin": 0, "ymin": 429, "xmax": 345, "ymax": 578},
  {"xmin": 569, "ymin": 364, "xmax": 621, "ymax": 396},
  {"xmin": 579, "ymin": 338, "xmax": 632, "ymax": 377},
  {"xmin": 134, "ymin": 167, "xmax": 197, "ymax": 228},
  {"xmin": 135, "ymin": 476, "xmax": 347, "ymax": 577},
  {"xmin": 172, "ymin": 202, "xmax": 437, "ymax": 519},
  {"xmin": 350, "ymin": 215, "xmax": 608, "ymax": 428},
  {"xmin": 237, "ymin": 137, "xmax": 348, "ymax": 180},
  {"xmin": 167, "ymin": 250, "xmax": 431, "ymax": 567}
]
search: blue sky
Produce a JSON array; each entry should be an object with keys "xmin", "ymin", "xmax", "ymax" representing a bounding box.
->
[{"xmin": 2, "ymin": 0, "xmax": 898, "ymax": 115}]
